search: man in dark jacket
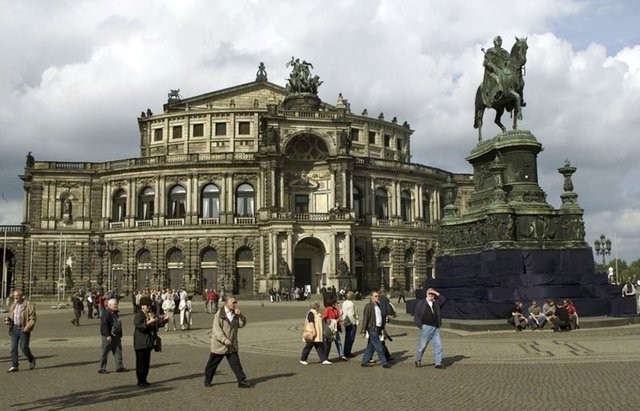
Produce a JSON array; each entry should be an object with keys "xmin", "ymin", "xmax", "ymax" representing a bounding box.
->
[
  {"xmin": 71, "ymin": 291, "xmax": 83, "ymax": 326},
  {"xmin": 413, "ymin": 288, "xmax": 446, "ymax": 369},
  {"xmin": 360, "ymin": 291, "xmax": 390, "ymax": 368},
  {"xmin": 98, "ymin": 298, "xmax": 125, "ymax": 374}
]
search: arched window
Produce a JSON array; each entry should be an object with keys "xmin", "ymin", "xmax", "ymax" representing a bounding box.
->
[
  {"xmin": 235, "ymin": 183, "xmax": 255, "ymax": 217},
  {"xmin": 423, "ymin": 189, "xmax": 431, "ymax": 223},
  {"xmin": 374, "ymin": 187, "xmax": 388, "ymax": 220},
  {"xmin": 112, "ymin": 189, "xmax": 127, "ymax": 222},
  {"xmin": 401, "ymin": 190, "xmax": 412, "ymax": 221},
  {"xmin": 201, "ymin": 184, "xmax": 220, "ymax": 218},
  {"xmin": 138, "ymin": 187, "xmax": 155, "ymax": 220},
  {"xmin": 168, "ymin": 185, "xmax": 186, "ymax": 218},
  {"xmin": 353, "ymin": 186, "xmax": 363, "ymax": 220}
]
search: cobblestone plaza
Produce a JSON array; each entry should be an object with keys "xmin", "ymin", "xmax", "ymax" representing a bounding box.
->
[{"xmin": 2, "ymin": 300, "xmax": 639, "ymax": 410}]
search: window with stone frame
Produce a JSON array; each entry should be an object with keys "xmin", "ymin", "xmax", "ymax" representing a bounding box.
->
[
  {"xmin": 193, "ymin": 123, "xmax": 204, "ymax": 137},
  {"xmin": 235, "ymin": 183, "xmax": 255, "ymax": 217},
  {"xmin": 374, "ymin": 187, "xmax": 389, "ymax": 219},
  {"xmin": 112, "ymin": 189, "xmax": 127, "ymax": 222},
  {"xmin": 168, "ymin": 185, "xmax": 186, "ymax": 218},
  {"xmin": 172, "ymin": 125, "xmax": 182, "ymax": 139},
  {"xmin": 238, "ymin": 121, "xmax": 251, "ymax": 135},
  {"xmin": 153, "ymin": 128, "xmax": 163, "ymax": 141},
  {"xmin": 368, "ymin": 131, "xmax": 376, "ymax": 144},
  {"xmin": 215, "ymin": 122, "xmax": 227, "ymax": 136},
  {"xmin": 350, "ymin": 128, "xmax": 360, "ymax": 142},
  {"xmin": 138, "ymin": 187, "xmax": 155, "ymax": 220},
  {"xmin": 401, "ymin": 190, "xmax": 412, "ymax": 221},
  {"xmin": 384, "ymin": 134, "xmax": 391, "ymax": 147},
  {"xmin": 201, "ymin": 184, "xmax": 220, "ymax": 218}
]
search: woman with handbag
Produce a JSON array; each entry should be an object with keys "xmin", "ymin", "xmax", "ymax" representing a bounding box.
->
[
  {"xmin": 133, "ymin": 296, "xmax": 168, "ymax": 387},
  {"xmin": 299, "ymin": 301, "xmax": 331, "ymax": 365}
]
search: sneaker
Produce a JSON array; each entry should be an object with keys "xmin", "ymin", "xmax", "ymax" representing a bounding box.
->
[
  {"xmin": 340, "ymin": 356, "xmax": 349, "ymax": 361},
  {"xmin": 29, "ymin": 358, "xmax": 36, "ymax": 370},
  {"xmin": 299, "ymin": 360, "xmax": 309, "ymax": 365},
  {"xmin": 414, "ymin": 361, "xmax": 422, "ymax": 368},
  {"xmin": 7, "ymin": 366, "xmax": 18, "ymax": 372},
  {"xmin": 435, "ymin": 364, "xmax": 446, "ymax": 369},
  {"xmin": 382, "ymin": 363, "xmax": 391, "ymax": 369},
  {"xmin": 116, "ymin": 367, "xmax": 127, "ymax": 373},
  {"xmin": 321, "ymin": 360, "xmax": 332, "ymax": 365}
]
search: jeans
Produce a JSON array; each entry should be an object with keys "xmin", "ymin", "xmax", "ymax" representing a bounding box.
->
[
  {"xmin": 361, "ymin": 328, "xmax": 387, "ymax": 366},
  {"xmin": 415, "ymin": 324, "xmax": 443, "ymax": 366},
  {"xmin": 99, "ymin": 336, "xmax": 123, "ymax": 371},
  {"xmin": 10, "ymin": 327, "xmax": 35, "ymax": 368},
  {"xmin": 529, "ymin": 316, "xmax": 547, "ymax": 329},
  {"xmin": 324, "ymin": 331, "xmax": 345, "ymax": 358},
  {"xmin": 343, "ymin": 324, "xmax": 357, "ymax": 357}
]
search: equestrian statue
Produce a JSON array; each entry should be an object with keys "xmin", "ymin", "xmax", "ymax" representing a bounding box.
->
[{"xmin": 474, "ymin": 36, "xmax": 528, "ymax": 141}]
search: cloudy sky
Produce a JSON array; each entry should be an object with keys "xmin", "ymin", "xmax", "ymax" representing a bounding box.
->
[{"xmin": 1, "ymin": 0, "xmax": 639, "ymax": 263}]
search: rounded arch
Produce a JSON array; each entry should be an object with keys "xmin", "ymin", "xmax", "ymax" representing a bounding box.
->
[
  {"xmin": 235, "ymin": 183, "xmax": 255, "ymax": 217},
  {"xmin": 112, "ymin": 189, "xmax": 127, "ymax": 222},
  {"xmin": 293, "ymin": 236, "xmax": 327, "ymax": 291},
  {"xmin": 200, "ymin": 246, "xmax": 219, "ymax": 292},
  {"xmin": 137, "ymin": 187, "xmax": 155, "ymax": 221},
  {"xmin": 402, "ymin": 248, "xmax": 415, "ymax": 292},
  {"xmin": 166, "ymin": 247, "xmax": 185, "ymax": 290},
  {"xmin": 284, "ymin": 132, "xmax": 331, "ymax": 160},
  {"xmin": 201, "ymin": 183, "xmax": 220, "ymax": 219},
  {"xmin": 0, "ymin": 248, "xmax": 17, "ymax": 297},
  {"xmin": 167, "ymin": 185, "xmax": 186, "ymax": 219},
  {"xmin": 378, "ymin": 247, "xmax": 391, "ymax": 290},
  {"xmin": 135, "ymin": 248, "xmax": 152, "ymax": 291},
  {"xmin": 375, "ymin": 187, "xmax": 389, "ymax": 220},
  {"xmin": 233, "ymin": 246, "xmax": 254, "ymax": 295}
]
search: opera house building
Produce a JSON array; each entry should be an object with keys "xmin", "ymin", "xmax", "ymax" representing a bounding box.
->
[{"xmin": 0, "ymin": 61, "xmax": 471, "ymax": 298}]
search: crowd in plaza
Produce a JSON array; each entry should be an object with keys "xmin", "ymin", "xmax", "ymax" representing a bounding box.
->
[{"xmin": 4, "ymin": 284, "xmax": 448, "ymax": 390}]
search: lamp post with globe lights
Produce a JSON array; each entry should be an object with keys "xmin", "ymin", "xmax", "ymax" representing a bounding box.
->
[{"xmin": 594, "ymin": 234, "xmax": 611, "ymax": 267}]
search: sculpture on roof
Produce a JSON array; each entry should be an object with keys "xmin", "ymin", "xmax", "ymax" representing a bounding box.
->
[
  {"xmin": 256, "ymin": 62, "xmax": 268, "ymax": 82},
  {"xmin": 167, "ymin": 89, "xmax": 182, "ymax": 102},
  {"xmin": 285, "ymin": 57, "xmax": 323, "ymax": 94}
]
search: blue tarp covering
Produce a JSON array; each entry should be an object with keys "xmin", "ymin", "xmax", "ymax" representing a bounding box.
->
[{"xmin": 410, "ymin": 248, "xmax": 629, "ymax": 319}]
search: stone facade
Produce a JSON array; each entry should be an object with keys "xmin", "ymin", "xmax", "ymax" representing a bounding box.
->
[{"xmin": 1, "ymin": 64, "xmax": 472, "ymax": 298}]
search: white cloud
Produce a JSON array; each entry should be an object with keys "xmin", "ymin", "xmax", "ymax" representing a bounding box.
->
[{"xmin": 0, "ymin": 0, "xmax": 638, "ymax": 262}]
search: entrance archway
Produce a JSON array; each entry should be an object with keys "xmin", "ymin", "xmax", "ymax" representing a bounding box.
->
[
  {"xmin": 234, "ymin": 247, "xmax": 254, "ymax": 295},
  {"xmin": 167, "ymin": 248, "xmax": 184, "ymax": 290},
  {"xmin": 1, "ymin": 248, "xmax": 15, "ymax": 298},
  {"xmin": 200, "ymin": 247, "xmax": 218, "ymax": 293},
  {"xmin": 293, "ymin": 237, "xmax": 326, "ymax": 292}
]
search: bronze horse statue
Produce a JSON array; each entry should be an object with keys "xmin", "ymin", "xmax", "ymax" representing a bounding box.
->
[{"xmin": 474, "ymin": 37, "xmax": 528, "ymax": 141}]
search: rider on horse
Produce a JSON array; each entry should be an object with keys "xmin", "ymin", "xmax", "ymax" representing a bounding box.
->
[{"xmin": 481, "ymin": 36, "xmax": 526, "ymax": 108}]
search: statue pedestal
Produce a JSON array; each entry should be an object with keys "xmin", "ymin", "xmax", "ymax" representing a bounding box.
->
[
  {"xmin": 425, "ymin": 130, "xmax": 618, "ymax": 319},
  {"xmin": 282, "ymin": 93, "xmax": 321, "ymax": 111}
]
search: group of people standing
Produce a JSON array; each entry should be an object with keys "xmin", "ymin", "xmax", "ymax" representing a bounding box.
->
[{"xmin": 70, "ymin": 289, "xmax": 108, "ymax": 326}]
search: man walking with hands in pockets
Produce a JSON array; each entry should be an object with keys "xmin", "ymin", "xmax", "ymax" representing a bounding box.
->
[{"xmin": 204, "ymin": 296, "xmax": 252, "ymax": 388}]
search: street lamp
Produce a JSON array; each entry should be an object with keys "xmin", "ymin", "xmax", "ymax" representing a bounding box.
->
[
  {"xmin": 593, "ymin": 234, "xmax": 612, "ymax": 266},
  {"xmin": 90, "ymin": 232, "xmax": 114, "ymax": 292}
]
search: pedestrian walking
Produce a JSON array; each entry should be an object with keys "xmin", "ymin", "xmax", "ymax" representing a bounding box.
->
[
  {"xmin": 5, "ymin": 289, "xmax": 37, "ymax": 372},
  {"xmin": 98, "ymin": 298, "xmax": 125, "ymax": 374},
  {"xmin": 413, "ymin": 288, "xmax": 446, "ymax": 369},
  {"xmin": 203, "ymin": 296, "xmax": 252, "ymax": 388}
]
